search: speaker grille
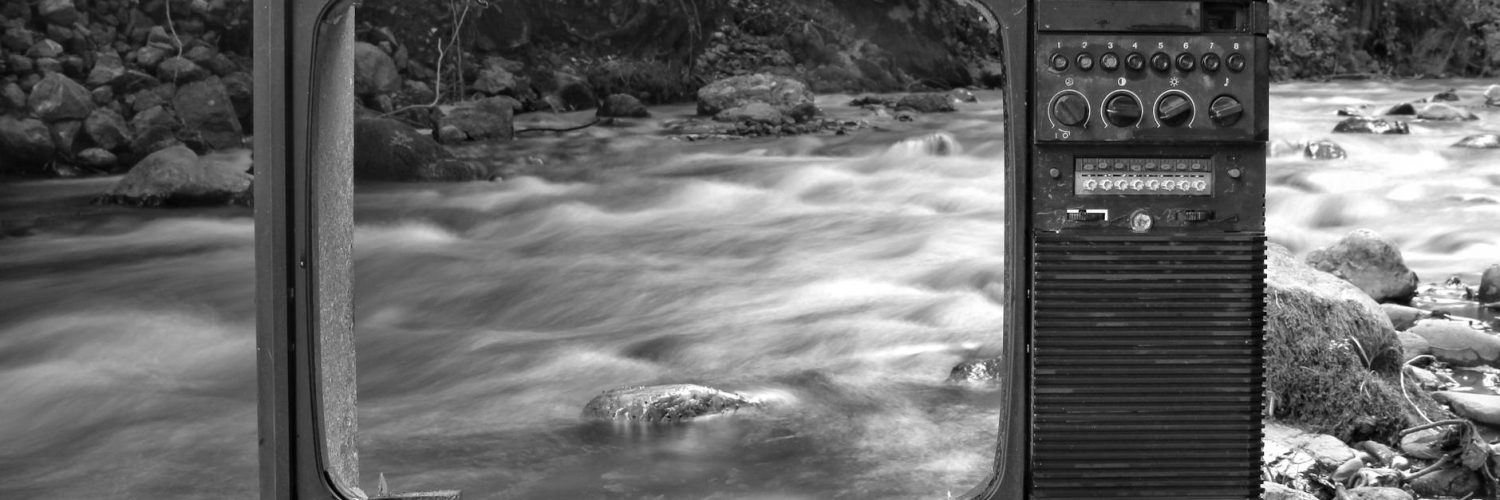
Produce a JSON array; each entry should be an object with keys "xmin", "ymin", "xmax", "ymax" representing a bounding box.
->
[{"xmin": 1029, "ymin": 233, "xmax": 1265, "ymax": 499}]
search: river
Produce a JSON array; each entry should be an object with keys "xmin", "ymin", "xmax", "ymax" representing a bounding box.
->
[{"xmin": 1, "ymin": 80, "xmax": 1497, "ymax": 499}]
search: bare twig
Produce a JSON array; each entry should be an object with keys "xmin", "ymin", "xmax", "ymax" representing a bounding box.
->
[
  {"xmin": 165, "ymin": 0, "xmax": 183, "ymax": 57},
  {"xmin": 380, "ymin": 0, "xmax": 476, "ymax": 118}
]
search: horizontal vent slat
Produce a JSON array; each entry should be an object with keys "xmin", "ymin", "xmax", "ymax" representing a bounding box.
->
[{"xmin": 1028, "ymin": 232, "xmax": 1265, "ymax": 498}]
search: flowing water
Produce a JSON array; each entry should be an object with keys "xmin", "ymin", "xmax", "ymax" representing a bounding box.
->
[{"xmin": 2, "ymin": 81, "xmax": 1499, "ymax": 499}]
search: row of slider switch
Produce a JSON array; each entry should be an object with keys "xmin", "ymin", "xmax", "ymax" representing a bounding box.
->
[{"xmin": 1052, "ymin": 92, "xmax": 1244, "ymax": 128}]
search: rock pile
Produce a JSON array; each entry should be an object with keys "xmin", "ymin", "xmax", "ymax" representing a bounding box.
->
[{"xmin": 0, "ymin": 0, "xmax": 251, "ymax": 177}]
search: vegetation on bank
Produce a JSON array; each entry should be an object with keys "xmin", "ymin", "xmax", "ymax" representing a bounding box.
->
[{"xmin": 1269, "ymin": 0, "xmax": 1500, "ymax": 79}]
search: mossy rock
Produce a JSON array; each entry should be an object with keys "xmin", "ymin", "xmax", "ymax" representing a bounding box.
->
[{"xmin": 1265, "ymin": 244, "xmax": 1444, "ymax": 442}]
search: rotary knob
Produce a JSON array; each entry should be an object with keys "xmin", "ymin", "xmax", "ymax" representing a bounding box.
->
[
  {"xmin": 1210, "ymin": 96, "xmax": 1244, "ymax": 126},
  {"xmin": 1156, "ymin": 93, "xmax": 1192, "ymax": 126},
  {"xmin": 1104, "ymin": 94, "xmax": 1142, "ymax": 127},
  {"xmin": 1052, "ymin": 91, "xmax": 1089, "ymax": 127}
]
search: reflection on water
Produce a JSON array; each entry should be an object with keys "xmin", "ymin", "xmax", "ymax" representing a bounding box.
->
[{"xmin": 1, "ymin": 82, "xmax": 1498, "ymax": 498}]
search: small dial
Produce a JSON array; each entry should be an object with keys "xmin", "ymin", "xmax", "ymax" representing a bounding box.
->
[
  {"xmin": 1156, "ymin": 93, "xmax": 1193, "ymax": 127},
  {"xmin": 1100, "ymin": 52, "xmax": 1120, "ymax": 71},
  {"xmin": 1209, "ymin": 96, "xmax": 1245, "ymax": 126},
  {"xmin": 1125, "ymin": 52, "xmax": 1146, "ymax": 71},
  {"xmin": 1201, "ymin": 53, "xmax": 1222, "ymax": 72},
  {"xmin": 1076, "ymin": 53, "xmax": 1094, "ymax": 71},
  {"xmin": 1175, "ymin": 53, "xmax": 1196, "ymax": 72},
  {"xmin": 1051, "ymin": 91, "xmax": 1090, "ymax": 127},
  {"xmin": 1150, "ymin": 52, "xmax": 1171, "ymax": 72},
  {"xmin": 1103, "ymin": 94, "xmax": 1142, "ymax": 127},
  {"xmin": 1226, "ymin": 53, "xmax": 1246, "ymax": 72}
]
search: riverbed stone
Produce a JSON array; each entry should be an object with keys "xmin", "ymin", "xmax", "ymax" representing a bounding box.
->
[
  {"xmin": 947, "ymin": 357, "xmax": 1002, "ymax": 385},
  {"xmin": 1334, "ymin": 117, "xmax": 1409, "ymax": 134},
  {"xmin": 1416, "ymin": 103, "xmax": 1478, "ymax": 121},
  {"xmin": 697, "ymin": 73, "xmax": 814, "ymax": 117},
  {"xmin": 1266, "ymin": 243, "xmax": 1419, "ymax": 441},
  {"xmin": 1431, "ymin": 391, "xmax": 1500, "ymax": 426},
  {"xmin": 353, "ymin": 41, "xmax": 401, "ymax": 98},
  {"xmin": 76, "ymin": 147, "xmax": 116, "ymax": 168},
  {"xmin": 171, "ymin": 76, "xmax": 243, "ymax": 150},
  {"xmin": 470, "ymin": 56, "xmax": 517, "ymax": 96},
  {"xmin": 109, "ymin": 69, "xmax": 159, "ymax": 94},
  {"xmin": 1262, "ymin": 482, "xmax": 1318, "ymax": 500},
  {"xmin": 1381, "ymin": 304, "xmax": 1425, "ymax": 331},
  {"xmin": 1480, "ymin": 264, "xmax": 1500, "ymax": 303},
  {"xmin": 1344, "ymin": 487, "xmax": 1413, "ymax": 500},
  {"xmin": 86, "ymin": 51, "xmax": 125, "ymax": 87},
  {"xmin": 100, "ymin": 145, "xmax": 252, "ymax": 206},
  {"xmin": 1485, "ymin": 84, "xmax": 1500, "ymax": 106},
  {"xmin": 1304, "ymin": 139, "xmax": 1347, "ymax": 160},
  {"xmin": 1409, "ymin": 322, "xmax": 1500, "ymax": 367},
  {"xmin": 1429, "ymin": 88, "xmax": 1460, "ymax": 102},
  {"xmin": 354, "ymin": 117, "xmax": 487, "ymax": 182},
  {"xmin": 48, "ymin": 119, "xmax": 82, "ymax": 154},
  {"xmin": 1409, "ymin": 462, "xmax": 1482, "ymax": 499},
  {"xmin": 128, "ymin": 105, "xmax": 182, "ymax": 156},
  {"xmin": 28, "ymin": 72, "xmax": 94, "ymax": 122},
  {"xmin": 582, "ymin": 384, "xmax": 759, "ymax": 423},
  {"xmin": 1305, "ymin": 229, "xmax": 1420, "ymax": 303},
  {"xmin": 597, "ymin": 94, "xmax": 649, "ymax": 118},
  {"xmin": 1397, "ymin": 331, "xmax": 1431, "ymax": 363},
  {"xmin": 26, "ymin": 38, "xmax": 63, "ymax": 59},
  {"xmin": 0, "ymin": 82, "xmax": 26, "ymax": 113},
  {"xmin": 0, "ymin": 115, "xmax": 54, "ymax": 172},
  {"xmin": 156, "ymin": 56, "xmax": 208, "ymax": 83},
  {"xmin": 1453, "ymin": 134, "xmax": 1500, "ymax": 149},
  {"xmin": 83, "ymin": 107, "xmax": 131, "ymax": 151},
  {"xmin": 37, "ymin": 0, "xmax": 80, "ymax": 27},
  {"xmin": 896, "ymin": 92, "xmax": 957, "ymax": 113},
  {"xmin": 431, "ymin": 96, "xmax": 515, "ymax": 144}
]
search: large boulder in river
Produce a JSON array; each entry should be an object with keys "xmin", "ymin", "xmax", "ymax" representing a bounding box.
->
[
  {"xmin": 1485, "ymin": 85, "xmax": 1500, "ymax": 106},
  {"xmin": 98, "ymin": 146, "xmax": 252, "ymax": 206},
  {"xmin": 129, "ymin": 105, "xmax": 183, "ymax": 156},
  {"xmin": 353, "ymin": 117, "xmax": 487, "ymax": 182},
  {"xmin": 171, "ymin": 76, "xmax": 244, "ymax": 150},
  {"xmin": 697, "ymin": 73, "xmax": 814, "ymax": 117},
  {"xmin": 582, "ymin": 384, "xmax": 760, "ymax": 423},
  {"xmin": 1305, "ymin": 229, "xmax": 1420, "ymax": 303},
  {"xmin": 27, "ymin": 72, "xmax": 94, "ymax": 122},
  {"xmin": 1333, "ymin": 117, "xmax": 1409, "ymax": 134},
  {"xmin": 1266, "ymin": 243, "xmax": 1424, "ymax": 442},
  {"xmin": 353, "ymin": 42, "xmax": 402, "ymax": 98}
]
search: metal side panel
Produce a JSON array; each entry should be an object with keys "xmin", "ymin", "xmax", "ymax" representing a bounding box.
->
[{"xmin": 1028, "ymin": 232, "xmax": 1265, "ymax": 499}]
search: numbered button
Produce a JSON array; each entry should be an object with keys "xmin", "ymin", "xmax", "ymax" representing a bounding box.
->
[
  {"xmin": 1226, "ymin": 53, "xmax": 1246, "ymax": 72},
  {"xmin": 1126, "ymin": 52, "xmax": 1146, "ymax": 71},
  {"xmin": 1076, "ymin": 53, "xmax": 1095, "ymax": 71},
  {"xmin": 1150, "ymin": 52, "xmax": 1171, "ymax": 72},
  {"xmin": 1175, "ymin": 53, "xmax": 1196, "ymax": 72},
  {"xmin": 1201, "ymin": 53, "xmax": 1222, "ymax": 72},
  {"xmin": 1100, "ymin": 52, "xmax": 1120, "ymax": 71},
  {"xmin": 1050, "ymin": 53, "xmax": 1070, "ymax": 71}
]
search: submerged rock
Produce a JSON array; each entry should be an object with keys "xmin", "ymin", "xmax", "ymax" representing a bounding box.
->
[
  {"xmin": 1416, "ymin": 103, "xmax": 1478, "ymax": 121},
  {"xmin": 1485, "ymin": 84, "xmax": 1500, "ymax": 106},
  {"xmin": 947, "ymin": 357, "xmax": 1001, "ymax": 385},
  {"xmin": 1383, "ymin": 103, "xmax": 1416, "ymax": 116},
  {"xmin": 1303, "ymin": 139, "xmax": 1346, "ymax": 160},
  {"xmin": 1431, "ymin": 391, "xmax": 1500, "ymax": 426},
  {"xmin": 1333, "ymin": 117, "xmax": 1409, "ymax": 134},
  {"xmin": 1452, "ymin": 134, "xmax": 1500, "ymax": 149},
  {"xmin": 889, "ymin": 132, "xmax": 963, "ymax": 156},
  {"xmin": 895, "ymin": 92, "xmax": 957, "ymax": 113},
  {"xmin": 1305, "ymin": 229, "xmax": 1420, "ymax": 303},
  {"xmin": 1408, "ymin": 322, "xmax": 1500, "ymax": 367},
  {"xmin": 582, "ymin": 384, "xmax": 759, "ymax": 423},
  {"xmin": 596, "ymin": 94, "xmax": 649, "ymax": 118}
]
